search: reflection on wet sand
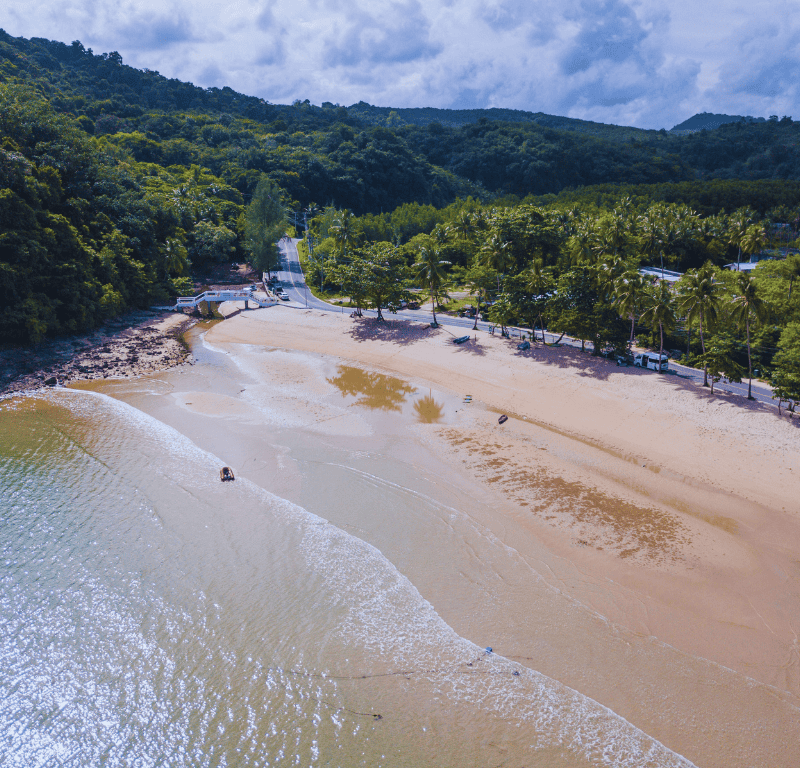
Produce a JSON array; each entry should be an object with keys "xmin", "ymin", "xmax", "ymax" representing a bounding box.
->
[
  {"xmin": 414, "ymin": 393, "xmax": 444, "ymax": 423},
  {"xmin": 327, "ymin": 365, "xmax": 415, "ymax": 411}
]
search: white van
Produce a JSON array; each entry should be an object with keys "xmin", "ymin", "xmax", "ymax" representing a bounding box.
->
[{"xmin": 634, "ymin": 352, "xmax": 669, "ymax": 371}]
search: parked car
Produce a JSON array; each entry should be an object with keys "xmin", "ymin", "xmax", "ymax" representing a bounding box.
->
[
  {"xmin": 616, "ymin": 353, "xmax": 634, "ymax": 367},
  {"xmin": 634, "ymin": 352, "xmax": 669, "ymax": 371}
]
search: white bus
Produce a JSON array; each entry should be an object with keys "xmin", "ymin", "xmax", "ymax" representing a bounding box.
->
[{"xmin": 634, "ymin": 352, "xmax": 669, "ymax": 372}]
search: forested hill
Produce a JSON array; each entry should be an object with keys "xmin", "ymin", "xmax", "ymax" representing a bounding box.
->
[
  {"xmin": 670, "ymin": 112, "xmax": 767, "ymax": 134},
  {"xmin": 344, "ymin": 102, "xmax": 651, "ymax": 140},
  {"xmin": 4, "ymin": 29, "xmax": 800, "ymax": 345}
]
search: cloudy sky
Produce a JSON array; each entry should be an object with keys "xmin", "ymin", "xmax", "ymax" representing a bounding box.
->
[{"xmin": 1, "ymin": 0, "xmax": 798, "ymax": 129}]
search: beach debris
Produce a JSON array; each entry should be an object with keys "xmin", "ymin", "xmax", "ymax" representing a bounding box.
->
[
  {"xmin": 517, "ymin": 340, "xmax": 530, "ymax": 351},
  {"xmin": 44, "ymin": 376, "xmax": 58, "ymax": 387},
  {"xmin": 453, "ymin": 335, "xmax": 470, "ymax": 344},
  {"xmin": 220, "ymin": 466, "xmax": 235, "ymax": 482},
  {"xmin": 464, "ymin": 395, "xmax": 472, "ymax": 403},
  {"xmin": 512, "ymin": 671, "xmax": 520, "ymax": 676},
  {"xmin": 498, "ymin": 415, "xmax": 508, "ymax": 424},
  {"xmin": 485, "ymin": 647, "xmax": 493, "ymax": 654}
]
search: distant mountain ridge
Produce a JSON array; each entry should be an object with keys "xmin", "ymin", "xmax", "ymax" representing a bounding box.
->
[
  {"xmin": 341, "ymin": 101, "xmax": 653, "ymax": 141},
  {"xmin": 3, "ymin": 29, "xmax": 800, "ymax": 211},
  {"xmin": 671, "ymin": 112, "xmax": 768, "ymax": 134}
]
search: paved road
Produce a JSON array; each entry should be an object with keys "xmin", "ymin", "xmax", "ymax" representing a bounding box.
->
[{"xmin": 272, "ymin": 238, "xmax": 777, "ymax": 408}]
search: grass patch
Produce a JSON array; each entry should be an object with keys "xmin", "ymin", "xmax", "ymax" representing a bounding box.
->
[{"xmin": 439, "ymin": 295, "xmax": 476, "ymax": 314}]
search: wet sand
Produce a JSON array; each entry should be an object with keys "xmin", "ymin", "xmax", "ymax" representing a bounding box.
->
[{"xmin": 194, "ymin": 305, "xmax": 800, "ymax": 765}]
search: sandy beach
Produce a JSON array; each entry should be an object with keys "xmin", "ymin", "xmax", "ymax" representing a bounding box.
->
[{"xmin": 197, "ymin": 304, "xmax": 800, "ymax": 763}]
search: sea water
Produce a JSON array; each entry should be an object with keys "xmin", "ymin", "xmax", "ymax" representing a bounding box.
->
[{"xmin": 0, "ymin": 329, "xmax": 795, "ymax": 767}]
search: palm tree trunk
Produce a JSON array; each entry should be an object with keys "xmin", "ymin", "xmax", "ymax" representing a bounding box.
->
[
  {"xmin": 629, "ymin": 314, "xmax": 635, "ymax": 343},
  {"xmin": 699, "ymin": 314, "xmax": 708, "ymax": 387},
  {"xmin": 431, "ymin": 283, "xmax": 437, "ymax": 325},
  {"xmin": 746, "ymin": 317, "xmax": 753, "ymax": 399},
  {"xmin": 659, "ymin": 322, "xmax": 664, "ymax": 371}
]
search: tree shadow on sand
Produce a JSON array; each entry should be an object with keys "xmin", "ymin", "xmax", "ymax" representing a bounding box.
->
[
  {"xmin": 346, "ymin": 317, "xmax": 440, "ymax": 345},
  {"xmin": 505, "ymin": 340, "xmax": 616, "ymax": 382},
  {"xmin": 511, "ymin": 339, "xmax": 790, "ymax": 419}
]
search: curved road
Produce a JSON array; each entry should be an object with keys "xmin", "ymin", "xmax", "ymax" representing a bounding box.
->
[{"xmin": 273, "ymin": 238, "xmax": 777, "ymax": 409}]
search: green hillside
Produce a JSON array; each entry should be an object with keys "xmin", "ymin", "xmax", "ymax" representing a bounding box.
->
[{"xmin": 3, "ymin": 28, "xmax": 800, "ymax": 357}]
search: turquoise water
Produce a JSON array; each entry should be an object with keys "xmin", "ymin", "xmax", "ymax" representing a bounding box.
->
[{"xmin": 0, "ymin": 387, "xmax": 701, "ymax": 768}]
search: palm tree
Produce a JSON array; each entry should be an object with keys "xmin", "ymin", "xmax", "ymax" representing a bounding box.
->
[
  {"xmin": 521, "ymin": 258, "xmax": 549, "ymax": 341},
  {"xmin": 640, "ymin": 281, "xmax": 677, "ymax": 369},
  {"xmin": 330, "ymin": 210, "xmax": 355, "ymax": 261},
  {"xmin": 448, "ymin": 211, "xmax": 476, "ymax": 243},
  {"xmin": 637, "ymin": 204, "xmax": 666, "ymax": 273},
  {"xmin": 480, "ymin": 234, "xmax": 513, "ymax": 274},
  {"xmin": 591, "ymin": 212, "xmax": 629, "ymax": 262},
  {"xmin": 565, "ymin": 222, "xmax": 596, "ymax": 266},
  {"xmin": 414, "ymin": 246, "xmax": 450, "ymax": 326},
  {"xmin": 727, "ymin": 209, "xmax": 753, "ymax": 270},
  {"xmin": 782, "ymin": 253, "xmax": 800, "ymax": 304},
  {"xmin": 465, "ymin": 265, "xmax": 496, "ymax": 331},
  {"xmin": 740, "ymin": 223, "xmax": 767, "ymax": 266},
  {"xmin": 730, "ymin": 271, "xmax": 767, "ymax": 399},
  {"xmin": 677, "ymin": 263, "xmax": 719, "ymax": 386},
  {"xmin": 613, "ymin": 270, "xmax": 648, "ymax": 344},
  {"xmin": 431, "ymin": 225, "xmax": 449, "ymax": 247}
]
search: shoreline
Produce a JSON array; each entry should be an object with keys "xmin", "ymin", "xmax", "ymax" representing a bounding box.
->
[
  {"xmin": 42, "ymin": 303, "xmax": 800, "ymax": 767},
  {"xmin": 0, "ymin": 311, "xmax": 199, "ymax": 396},
  {"xmin": 205, "ymin": 306, "xmax": 800, "ymax": 704}
]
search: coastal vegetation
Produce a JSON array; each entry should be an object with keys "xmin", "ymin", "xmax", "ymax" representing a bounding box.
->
[
  {"xmin": 2, "ymin": 30, "xmax": 800, "ymax": 407},
  {"xmin": 305, "ymin": 199, "xmax": 800, "ymax": 407}
]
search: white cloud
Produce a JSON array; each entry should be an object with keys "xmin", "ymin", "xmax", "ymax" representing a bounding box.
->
[{"xmin": 0, "ymin": 0, "xmax": 797, "ymax": 128}]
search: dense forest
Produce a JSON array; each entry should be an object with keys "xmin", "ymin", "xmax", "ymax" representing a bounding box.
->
[
  {"xmin": 3, "ymin": 27, "xmax": 800, "ymax": 405},
  {"xmin": 304, "ymin": 198, "xmax": 800, "ymax": 407}
]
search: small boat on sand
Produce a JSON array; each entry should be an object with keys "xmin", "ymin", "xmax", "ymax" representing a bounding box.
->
[{"xmin": 220, "ymin": 467, "xmax": 235, "ymax": 482}]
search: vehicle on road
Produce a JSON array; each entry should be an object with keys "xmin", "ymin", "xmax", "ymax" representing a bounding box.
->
[{"xmin": 634, "ymin": 352, "xmax": 669, "ymax": 371}]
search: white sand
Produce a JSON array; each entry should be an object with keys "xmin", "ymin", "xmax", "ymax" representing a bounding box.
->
[{"xmin": 208, "ymin": 307, "xmax": 800, "ymax": 701}]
